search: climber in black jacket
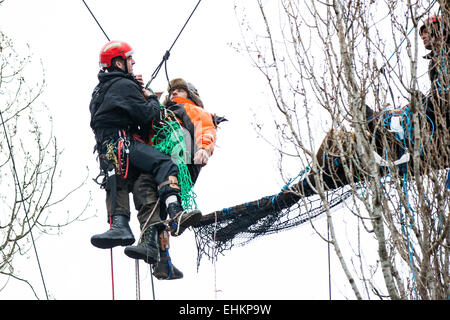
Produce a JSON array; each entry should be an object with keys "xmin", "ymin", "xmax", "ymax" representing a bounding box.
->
[{"xmin": 89, "ymin": 40, "xmax": 201, "ymax": 264}]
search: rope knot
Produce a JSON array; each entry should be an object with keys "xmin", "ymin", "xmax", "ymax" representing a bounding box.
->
[{"xmin": 163, "ymin": 50, "xmax": 170, "ymax": 61}]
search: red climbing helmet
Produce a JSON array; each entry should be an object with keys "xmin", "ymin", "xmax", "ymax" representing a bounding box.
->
[
  {"xmin": 419, "ymin": 15, "xmax": 444, "ymax": 35},
  {"xmin": 99, "ymin": 40, "xmax": 134, "ymax": 69}
]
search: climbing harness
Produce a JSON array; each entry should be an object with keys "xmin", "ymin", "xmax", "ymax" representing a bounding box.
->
[{"xmin": 104, "ymin": 130, "xmax": 131, "ymax": 179}]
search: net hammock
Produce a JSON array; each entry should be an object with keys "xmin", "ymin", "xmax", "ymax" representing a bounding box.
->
[
  {"xmin": 152, "ymin": 118, "xmax": 355, "ymax": 267},
  {"xmin": 191, "ymin": 171, "xmax": 355, "ymax": 268}
]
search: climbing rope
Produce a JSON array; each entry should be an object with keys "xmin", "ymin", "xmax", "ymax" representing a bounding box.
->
[
  {"xmin": 81, "ymin": 0, "xmax": 110, "ymax": 41},
  {"xmin": 81, "ymin": 0, "xmax": 204, "ymax": 89},
  {"xmin": 145, "ymin": 0, "xmax": 204, "ymax": 89}
]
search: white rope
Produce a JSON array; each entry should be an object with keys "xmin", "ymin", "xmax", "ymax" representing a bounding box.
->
[{"xmin": 134, "ymin": 198, "xmax": 160, "ymax": 300}]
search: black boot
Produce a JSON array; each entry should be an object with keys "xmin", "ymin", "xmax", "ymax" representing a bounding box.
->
[
  {"xmin": 124, "ymin": 226, "xmax": 160, "ymax": 264},
  {"xmin": 91, "ymin": 215, "xmax": 135, "ymax": 249},
  {"xmin": 166, "ymin": 202, "xmax": 202, "ymax": 237},
  {"xmin": 152, "ymin": 250, "xmax": 183, "ymax": 280}
]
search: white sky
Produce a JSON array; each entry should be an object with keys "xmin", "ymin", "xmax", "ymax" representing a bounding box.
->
[{"xmin": 0, "ymin": 0, "xmax": 433, "ymax": 300}]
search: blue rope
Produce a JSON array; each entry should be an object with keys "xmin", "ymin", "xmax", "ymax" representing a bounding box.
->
[
  {"xmin": 380, "ymin": 106, "xmax": 425, "ymax": 298},
  {"xmin": 165, "ymin": 248, "xmax": 173, "ymax": 278},
  {"xmin": 221, "ymin": 207, "xmax": 234, "ymax": 216},
  {"xmin": 383, "ymin": 0, "xmax": 438, "ymax": 66},
  {"xmin": 446, "ymin": 170, "xmax": 450, "ymax": 189}
]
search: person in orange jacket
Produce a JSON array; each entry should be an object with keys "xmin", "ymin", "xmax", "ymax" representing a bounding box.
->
[
  {"xmin": 161, "ymin": 78, "xmax": 218, "ymax": 182},
  {"xmin": 125, "ymin": 78, "xmax": 226, "ymax": 280}
]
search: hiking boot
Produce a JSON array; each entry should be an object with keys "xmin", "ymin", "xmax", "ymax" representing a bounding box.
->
[
  {"xmin": 91, "ymin": 215, "xmax": 135, "ymax": 249},
  {"xmin": 166, "ymin": 202, "xmax": 202, "ymax": 237},
  {"xmin": 152, "ymin": 255, "xmax": 183, "ymax": 280},
  {"xmin": 124, "ymin": 226, "xmax": 159, "ymax": 264}
]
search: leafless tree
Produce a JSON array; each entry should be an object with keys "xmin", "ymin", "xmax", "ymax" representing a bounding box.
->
[
  {"xmin": 234, "ymin": 0, "xmax": 449, "ymax": 299},
  {"xmin": 0, "ymin": 30, "xmax": 89, "ymax": 299}
]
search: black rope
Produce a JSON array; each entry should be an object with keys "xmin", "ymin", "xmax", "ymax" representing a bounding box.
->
[
  {"xmin": 0, "ymin": 109, "xmax": 49, "ymax": 300},
  {"xmin": 145, "ymin": 0, "xmax": 203, "ymax": 89},
  {"xmin": 81, "ymin": 0, "xmax": 203, "ymax": 89},
  {"xmin": 146, "ymin": 50, "xmax": 171, "ymax": 90},
  {"xmin": 82, "ymin": 0, "xmax": 110, "ymax": 41}
]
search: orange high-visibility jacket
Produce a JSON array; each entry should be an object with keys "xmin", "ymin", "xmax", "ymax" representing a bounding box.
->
[{"xmin": 165, "ymin": 96, "xmax": 217, "ymax": 157}]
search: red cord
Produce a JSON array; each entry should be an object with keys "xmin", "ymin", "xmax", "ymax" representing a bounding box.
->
[
  {"xmin": 117, "ymin": 140, "xmax": 123, "ymax": 176},
  {"xmin": 123, "ymin": 154, "xmax": 129, "ymax": 179},
  {"xmin": 118, "ymin": 130, "xmax": 129, "ymax": 179}
]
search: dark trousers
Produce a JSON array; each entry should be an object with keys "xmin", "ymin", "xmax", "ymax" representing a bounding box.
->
[
  {"xmin": 128, "ymin": 139, "xmax": 179, "ymax": 201},
  {"xmin": 106, "ymin": 172, "xmax": 162, "ymax": 230},
  {"xmin": 103, "ymin": 137, "xmax": 179, "ymax": 225}
]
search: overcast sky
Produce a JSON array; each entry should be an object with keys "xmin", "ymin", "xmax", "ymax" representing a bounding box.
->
[{"xmin": 0, "ymin": 0, "xmax": 433, "ymax": 300}]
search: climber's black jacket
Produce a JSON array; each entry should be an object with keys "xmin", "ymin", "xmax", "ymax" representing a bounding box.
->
[
  {"xmin": 89, "ymin": 70, "xmax": 160, "ymax": 144},
  {"xmin": 89, "ymin": 70, "xmax": 179, "ymax": 201}
]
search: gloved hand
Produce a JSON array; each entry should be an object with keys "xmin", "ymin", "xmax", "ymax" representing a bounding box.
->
[{"xmin": 193, "ymin": 149, "xmax": 210, "ymax": 166}]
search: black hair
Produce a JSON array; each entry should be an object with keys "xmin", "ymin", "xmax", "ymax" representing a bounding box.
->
[{"xmin": 107, "ymin": 56, "xmax": 126, "ymax": 73}]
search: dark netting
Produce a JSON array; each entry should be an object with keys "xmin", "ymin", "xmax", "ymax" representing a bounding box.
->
[{"xmin": 192, "ymin": 178, "xmax": 355, "ymax": 267}]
